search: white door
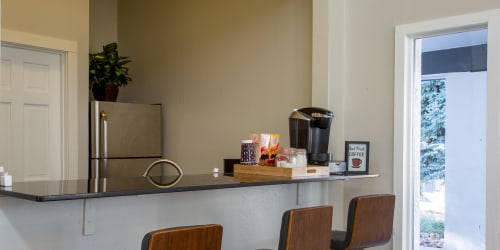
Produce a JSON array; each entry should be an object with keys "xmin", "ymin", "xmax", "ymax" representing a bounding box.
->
[{"xmin": 0, "ymin": 45, "xmax": 63, "ymax": 181}]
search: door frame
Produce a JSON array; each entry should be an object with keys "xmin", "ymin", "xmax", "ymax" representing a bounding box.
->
[
  {"xmin": 394, "ymin": 9, "xmax": 500, "ymax": 249},
  {"xmin": 2, "ymin": 29, "xmax": 79, "ymax": 180}
]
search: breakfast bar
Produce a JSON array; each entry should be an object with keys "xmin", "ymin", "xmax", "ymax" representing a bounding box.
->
[{"xmin": 0, "ymin": 172, "xmax": 379, "ymax": 250}]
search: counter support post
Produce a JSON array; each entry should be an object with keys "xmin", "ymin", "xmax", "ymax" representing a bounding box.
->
[{"xmin": 83, "ymin": 199, "xmax": 96, "ymax": 235}]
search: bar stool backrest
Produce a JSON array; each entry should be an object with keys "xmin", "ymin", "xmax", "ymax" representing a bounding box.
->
[
  {"xmin": 278, "ymin": 205, "xmax": 333, "ymax": 250},
  {"xmin": 344, "ymin": 194, "xmax": 395, "ymax": 249},
  {"xmin": 141, "ymin": 224, "xmax": 223, "ymax": 250}
]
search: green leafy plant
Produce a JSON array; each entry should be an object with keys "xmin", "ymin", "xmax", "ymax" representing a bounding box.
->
[{"xmin": 89, "ymin": 42, "xmax": 132, "ymax": 89}]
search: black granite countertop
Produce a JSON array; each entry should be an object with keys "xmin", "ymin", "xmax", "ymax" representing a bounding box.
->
[{"xmin": 0, "ymin": 173, "xmax": 378, "ymax": 202}]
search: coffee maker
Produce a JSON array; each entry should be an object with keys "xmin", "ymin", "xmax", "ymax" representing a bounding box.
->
[{"xmin": 289, "ymin": 107, "xmax": 334, "ymax": 165}]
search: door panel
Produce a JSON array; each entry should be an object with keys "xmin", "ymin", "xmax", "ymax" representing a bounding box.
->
[
  {"xmin": 24, "ymin": 105, "xmax": 50, "ymax": 179},
  {"xmin": 0, "ymin": 104, "xmax": 11, "ymax": 170}
]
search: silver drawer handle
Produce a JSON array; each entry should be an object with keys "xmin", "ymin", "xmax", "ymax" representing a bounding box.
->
[{"xmin": 143, "ymin": 158, "xmax": 183, "ymax": 177}]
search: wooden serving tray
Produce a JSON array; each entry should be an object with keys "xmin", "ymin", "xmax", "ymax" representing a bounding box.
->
[{"xmin": 233, "ymin": 164, "xmax": 329, "ymax": 177}]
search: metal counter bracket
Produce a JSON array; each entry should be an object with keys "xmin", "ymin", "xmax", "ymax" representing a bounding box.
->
[{"xmin": 83, "ymin": 199, "xmax": 95, "ymax": 235}]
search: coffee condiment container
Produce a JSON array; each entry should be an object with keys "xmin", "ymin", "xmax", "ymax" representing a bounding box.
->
[
  {"xmin": 276, "ymin": 148, "xmax": 307, "ymax": 168},
  {"xmin": 276, "ymin": 148, "xmax": 294, "ymax": 167},
  {"xmin": 295, "ymin": 148, "xmax": 308, "ymax": 167}
]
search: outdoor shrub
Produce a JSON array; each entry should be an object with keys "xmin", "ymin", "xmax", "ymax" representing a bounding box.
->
[{"xmin": 420, "ymin": 215, "xmax": 444, "ymax": 238}]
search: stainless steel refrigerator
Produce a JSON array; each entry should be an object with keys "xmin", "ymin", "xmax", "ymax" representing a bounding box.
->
[{"xmin": 90, "ymin": 101, "xmax": 163, "ymax": 179}]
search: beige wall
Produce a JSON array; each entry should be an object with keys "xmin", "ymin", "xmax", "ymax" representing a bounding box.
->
[
  {"xmin": 2, "ymin": 0, "xmax": 88, "ymax": 41},
  {"xmin": 89, "ymin": 0, "xmax": 118, "ymax": 53},
  {"xmin": 117, "ymin": 0, "xmax": 313, "ymax": 174},
  {"xmin": 1, "ymin": 0, "xmax": 89, "ymax": 179}
]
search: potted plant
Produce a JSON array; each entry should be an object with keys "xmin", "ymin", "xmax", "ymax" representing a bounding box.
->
[{"xmin": 89, "ymin": 42, "xmax": 132, "ymax": 102}]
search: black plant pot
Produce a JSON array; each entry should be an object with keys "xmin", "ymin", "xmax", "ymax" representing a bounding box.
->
[{"xmin": 92, "ymin": 84, "xmax": 119, "ymax": 102}]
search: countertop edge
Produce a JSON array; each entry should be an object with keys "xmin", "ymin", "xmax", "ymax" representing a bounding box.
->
[{"xmin": 0, "ymin": 174, "xmax": 379, "ymax": 202}]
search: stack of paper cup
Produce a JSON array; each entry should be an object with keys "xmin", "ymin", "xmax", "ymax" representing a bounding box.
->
[{"xmin": 240, "ymin": 140, "xmax": 256, "ymax": 165}]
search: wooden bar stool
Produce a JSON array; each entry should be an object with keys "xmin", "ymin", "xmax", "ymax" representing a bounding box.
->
[
  {"xmin": 278, "ymin": 205, "xmax": 333, "ymax": 250},
  {"xmin": 141, "ymin": 224, "xmax": 223, "ymax": 250},
  {"xmin": 330, "ymin": 194, "xmax": 395, "ymax": 250}
]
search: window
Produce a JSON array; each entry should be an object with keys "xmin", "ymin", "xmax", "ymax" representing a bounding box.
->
[{"xmin": 394, "ymin": 11, "xmax": 500, "ymax": 250}]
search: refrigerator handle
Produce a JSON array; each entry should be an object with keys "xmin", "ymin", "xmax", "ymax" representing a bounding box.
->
[
  {"xmin": 101, "ymin": 110, "xmax": 109, "ymax": 178},
  {"xmin": 101, "ymin": 110, "xmax": 108, "ymax": 159}
]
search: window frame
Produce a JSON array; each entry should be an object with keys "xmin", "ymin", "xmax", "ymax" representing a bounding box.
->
[{"xmin": 394, "ymin": 10, "xmax": 500, "ymax": 250}]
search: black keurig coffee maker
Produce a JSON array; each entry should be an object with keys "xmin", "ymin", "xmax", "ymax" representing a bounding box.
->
[{"xmin": 289, "ymin": 107, "xmax": 334, "ymax": 165}]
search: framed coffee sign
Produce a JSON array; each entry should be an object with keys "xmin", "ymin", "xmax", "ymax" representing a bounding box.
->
[{"xmin": 345, "ymin": 141, "xmax": 370, "ymax": 174}]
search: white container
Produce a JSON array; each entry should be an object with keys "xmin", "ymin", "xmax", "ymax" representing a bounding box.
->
[{"xmin": 0, "ymin": 172, "xmax": 12, "ymax": 187}]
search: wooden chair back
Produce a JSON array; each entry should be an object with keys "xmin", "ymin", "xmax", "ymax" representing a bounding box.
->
[
  {"xmin": 278, "ymin": 205, "xmax": 333, "ymax": 250},
  {"xmin": 343, "ymin": 194, "xmax": 395, "ymax": 249},
  {"xmin": 141, "ymin": 224, "xmax": 223, "ymax": 250}
]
